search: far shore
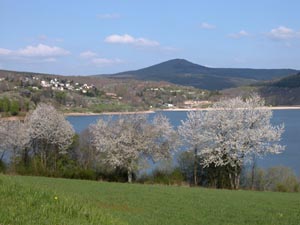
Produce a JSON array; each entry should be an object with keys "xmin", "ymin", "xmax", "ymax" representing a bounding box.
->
[
  {"xmin": 65, "ymin": 110, "xmax": 156, "ymax": 116},
  {"xmin": 63, "ymin": 105, "xmax": 300, "ymax": 116},
  {"xmin": 159, "ymin": 106, "xmax": 300, "ymax": 111},
  {"xmin": 1, "ymin": 106, "xmax": 300, "ymax": 120}
]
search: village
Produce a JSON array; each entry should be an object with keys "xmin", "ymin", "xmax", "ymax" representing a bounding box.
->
[{"xmin": 20, "ymin": 76, "xmax": 95, "ymax": 94}]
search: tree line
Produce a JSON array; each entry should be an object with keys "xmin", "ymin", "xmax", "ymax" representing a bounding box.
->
[
  {"xmin": 0, "ymin": 97, "xmax": 26, "ymax": 116},
  {"xmin": 1, "ymin": 94, "xmax": 297, "ymax": 191}
]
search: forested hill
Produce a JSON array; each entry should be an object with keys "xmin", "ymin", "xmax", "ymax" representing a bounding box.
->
[
  {"xmin": 105, "ymin": 59, "xmax": 298, "ymax": 90},
  {"xmin": 222, "ymin": 72, "xmax": 300, "ymax": 106},
  {"xmin": 271, "ymin": 72, "xmax": 300, "ymax": 88}
]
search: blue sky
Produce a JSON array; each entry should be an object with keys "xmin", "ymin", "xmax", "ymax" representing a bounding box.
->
[{"xmin": 1, "ymin": 0, "xmax": 300, "ymax": 75}]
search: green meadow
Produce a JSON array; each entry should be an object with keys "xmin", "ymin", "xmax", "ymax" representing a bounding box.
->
[{"xmin": 0, "ymin": 174, "xmax": 299, "ymax": 225}]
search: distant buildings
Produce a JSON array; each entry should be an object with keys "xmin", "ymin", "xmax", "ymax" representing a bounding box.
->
[
  {"xmin": 27, "ymin": 77, "xmax": 96, "ymax": 94},
  {"xmin": 184, "ymin": 100, "xmax": 211, "ymax": 108}
]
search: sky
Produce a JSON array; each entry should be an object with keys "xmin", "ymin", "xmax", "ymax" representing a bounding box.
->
[{"xmin": 1, "ymin": 0, "xmax": 300, "ymax": 75}]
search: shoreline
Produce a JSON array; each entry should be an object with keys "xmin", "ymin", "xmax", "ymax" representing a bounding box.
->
[
  {"xmin": 65, "ymin": 110, "xmax": 156, "ymax": 116},
  {"xmin": 64, "ymin": 106, "xmax": 300, "ymax": 116},
  {"xmin": 159, "ymin": 106, "xmax": 300, "ymax": 111},
  {"xmin": 2, "ymin": 106, "xmax": 300, "ymax": 120}
]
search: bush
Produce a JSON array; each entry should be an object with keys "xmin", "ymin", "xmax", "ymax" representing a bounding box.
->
[
  {"xmin": 0, "ymin": 97, "xmax": 10, "ymax": 112},
  {"xmin": 263, "ymin": 166, "xmax": 299, "ymax": 192},
  {"xmin": 138, "ymin": 168, "xmax": 185, "ymax": 186},
  {"xmin": 177, "ymin": 151, "xmax": 194, "ymax": 184},
  {"xmin": 96, "ymin": 167, "xmax": 129, "ymax": 182},
  {"xmin": 10, "ymin": 100, "xmax": 20, "ymax": 116},
  {"xmin": 0, "ymin": 160, "xmax": 6, "ymax": 173},
  {"xmin": 169, "ymin": 168, "xmax": 185, "ymax": 185},
  {"xmin": 62, "ymin": 168, "xmax": 97, "ymax": 180},
  {"xmin": 241, "ymin": 166, "xmax": 300, "ymax": 192}
]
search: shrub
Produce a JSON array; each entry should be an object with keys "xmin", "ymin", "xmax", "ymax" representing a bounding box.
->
[
  {"xmin": 0, "ymin": 160, "xmax": 6, "ymax": 173},
  {"xmin": 263, "ymin": 166, "xmax": 299, "ymax": 192},
  {"xmin": 241, "ymin": 166, "xmax": 300, "ymax": 192},
  {"xmin": 10, "ymin": 100, "xmax": 20, "ymax": 116},
  {"xmin": 177, "ymin": 151, "xmax": 194, "ymax": 184},
  {"xmin": 138, "ymin": 167, "xmax": 185, "ymax": 186}
]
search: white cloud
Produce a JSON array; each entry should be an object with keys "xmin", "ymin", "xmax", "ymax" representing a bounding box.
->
[
  {"xmin": 267, "ymin": 26, "xmax": 300, "ymax": 40},
  {"xmin": 105, "ymin": 34, "xmax": 135, "ymax": 44},
  {"xmin": 0, "ymin": 48, "xmax": 13, "ymax": 55},
  {"xmin": 0, "ymin": 44, "xmax": 69, "ymax": 57},
  {"xmin": 18, "ymin": 44, "xmax": 70, "ymax": 57},
  {"xmin": 228, "ymin": 30, "xmax": 250, "ymax": 39},
  {"xmin": 91, "ymin": 58, "xmax": 123, "ymax": 66},
  {"xmin": 79, "ymin": 50, "xmax": 123, "ymax": 67},
  {"xmin": 200, "ymin": 22, "xmax": 216, "ymax": 30},
  {"xmin": 104, "ymin": 34, "xmax": 160, "ymax": 47},
  {"xmin": 0, "ymin": 44, "xmax": 70, "ymax": 64},
  {"xmin": 97, "ymin": 13, "xmax": 121, "ymax": 19},
  {"xmin": 80, "ymin": 51, "xmax": 98, "ymax": 58}
]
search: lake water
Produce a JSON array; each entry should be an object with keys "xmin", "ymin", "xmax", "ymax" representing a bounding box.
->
[{"xmin": 67, "ymin": 110, "xmax": 300, "ymax": 175}]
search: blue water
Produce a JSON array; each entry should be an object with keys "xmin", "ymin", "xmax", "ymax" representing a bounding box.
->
[{"xmin": 67, "ymin": 110, "xmax": 300, "ymax": 175}]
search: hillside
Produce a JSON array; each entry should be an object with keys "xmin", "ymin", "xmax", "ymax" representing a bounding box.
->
[
  {"xmin": 1, "ymin": 175, "xmax": 300, "ymax": 225},
  {"xmin": 106, "ymin": 59, "xmax": 298, "ymax": 90},
  {"xmin": 0, "ymin": 69, "xmax": 214, "ymax": 117},
  {"xmin": 260, "ymin": 72, "xmax": 300, "ymax": 105},
  {"xmin": 1, "ymin": 63, "xmax": 300, "ymax": 112},
  {"xmin": 222, "ymin": 72, "xmax": 300, "ymax": 106},
  {"xmin": 272, "ymin": 72, "xmax": 300, "ymax": 88}
]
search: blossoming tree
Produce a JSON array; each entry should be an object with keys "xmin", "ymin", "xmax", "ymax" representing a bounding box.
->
[
  {"xmin": 25, "ymin": 103, "xmax": 74, "ymax": 170},
  {"xmin": 90, "ymin": 113, "xmax": 178, "ymax": 183},
  {"xmin": 179, "ymin": 94, "xmax": 285, "ymax": 189}
]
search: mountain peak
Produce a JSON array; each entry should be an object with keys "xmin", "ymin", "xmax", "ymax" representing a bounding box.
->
[
  {"xmin": 108, "ymin": 59, "xmax": 298, "ymax": 90},
  {"xmin": 118, "ymin": 58, "xmax": 209, "ymax": 76},
  {"xmin": 163, "ymin": 58, "xmax": 194, "ymax": 64},
  {"xmin": 154, "ymin": 58, "xmax": 208, "ymax": 69}
]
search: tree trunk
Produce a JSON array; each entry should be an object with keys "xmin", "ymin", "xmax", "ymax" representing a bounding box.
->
[
  {"xmin": 0, "ymin": 151, "xmax": 5, "ymax": 161},
  {"xmin": 229, "ymin": 166, "xmax": 240, "ymax": 190},
  {"xmin": 40, "ymin": 151, "xmax": 44, "ymax": 168},
  {"xmin": 228, "ymin": 172, "xmax": 234, "ymax": 189},
  {"xmin": 251, "ymin": 157, "xmax": 256, "ymax": 190},
  {"xmin": 228, "ymin": 166, "xmax": 240, "ymax": 190},
  {"xmin": 234, "ymin": 169, "xmax": 240, "ymax": 190},
  {"xmin": 193, "ymin": 147, "xmax": 198, "ymax": 186},
  {"xmin": 54, "ymin": 150, "xmax": 57, "ymax": 172},
  {"xmin": 128, "ymin": 168, "xmax": 133, "ymax": 183},
  {"xmin": 212, "ymin": 177, "xmax": 217, "ymax": 188},
  {"xmin": 22, "ymin": 147, "xmax": 29, "ymax": 167},
  {"xmin": 12, "ymin": 147, "xmax": 17, "ymax": 172}
]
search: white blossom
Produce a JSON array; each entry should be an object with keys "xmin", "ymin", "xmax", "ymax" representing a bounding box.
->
[
  {"xmin": 25, "ymin": 103, "xmax": 74, "ymax": 154},
  {"xmin": 90, "ymin": 113, "xmax": 177, "ymax": 182},
  {"xmin": 0, "ymin": 120, "xmax": 29, "ymax": 160},
  {"xmin": 201, "ymin": 94, "xmax": 284, "ymax": 168},
  {"xmin": 179, "ymin": 94, "xmax": 284, "ymax": 189}
]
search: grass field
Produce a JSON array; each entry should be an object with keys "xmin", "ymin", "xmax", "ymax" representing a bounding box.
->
[{"xmin": 0, "ymin": 174, "xmax": 299, "ymax": 225}]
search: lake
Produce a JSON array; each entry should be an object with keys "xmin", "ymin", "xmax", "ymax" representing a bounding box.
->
[{"xmin": 67, "ymin": 110, "xmax": 300, "ymax": 175}]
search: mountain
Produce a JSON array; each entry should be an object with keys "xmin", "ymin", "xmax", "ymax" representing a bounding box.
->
[
  {"xmin": 106, "ymin": 59, "xmax": 298, "ymax": 90},
  {"xmin": 259, "ymin": 72, "xmax": 300, "ymax": 105},
  {"xmin": 272, "ymin": 72, "xmax": 300, "ymax": 88},
  {"xmin": 222, "ymin": 72, "xmax": 300, "ymax": 106}
]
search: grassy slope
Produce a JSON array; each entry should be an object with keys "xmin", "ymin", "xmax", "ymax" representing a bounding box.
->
[{"xmin": 1, "ymin": 175, "xmax": 300, "ymax": 225}]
